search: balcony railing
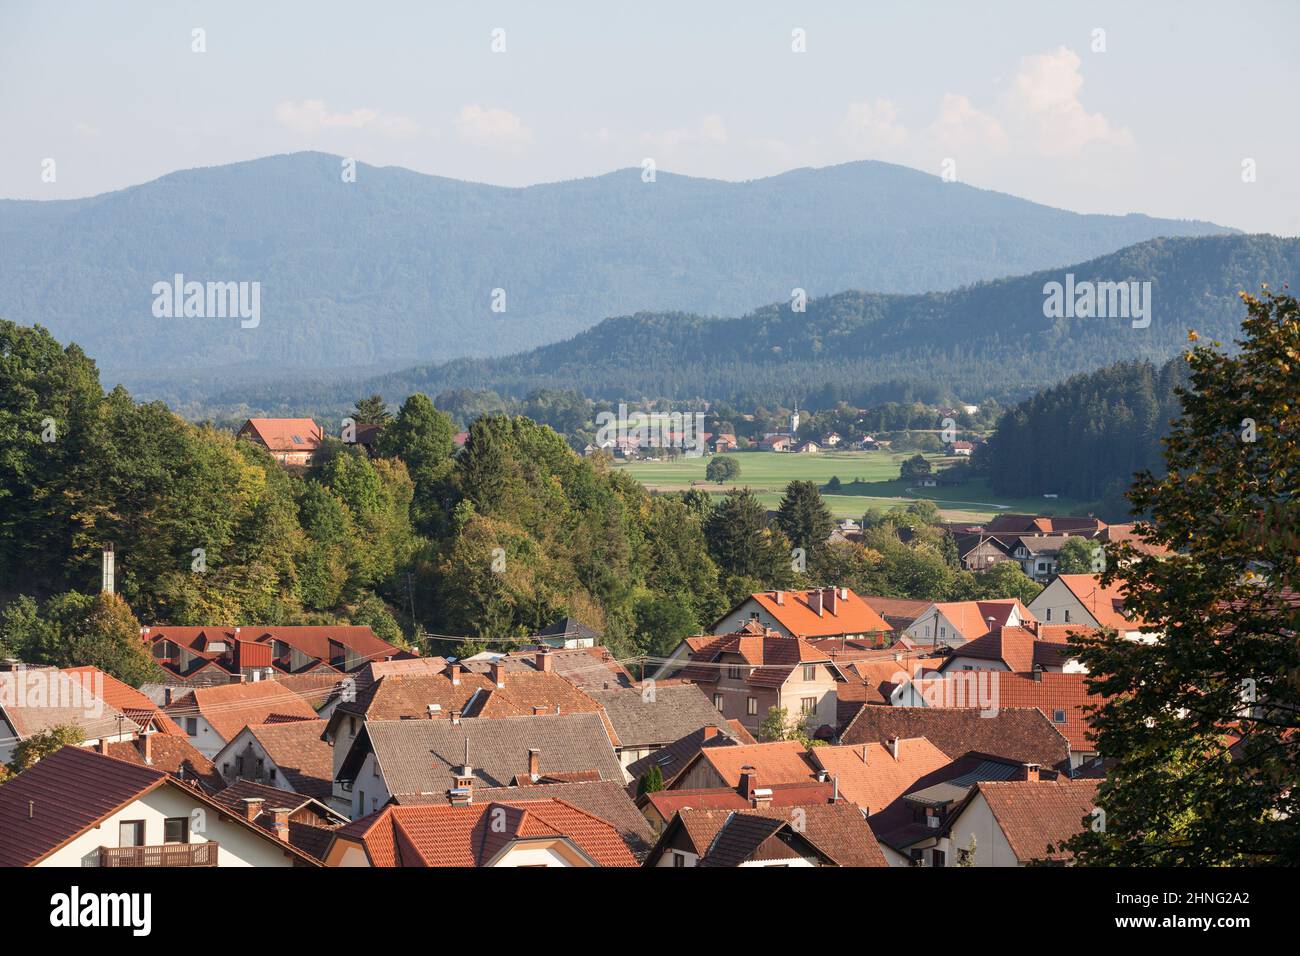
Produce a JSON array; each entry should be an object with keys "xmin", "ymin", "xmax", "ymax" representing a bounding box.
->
[{"xmin": 96, "ymin": 842, "xmax": 219, "ymax": 867}]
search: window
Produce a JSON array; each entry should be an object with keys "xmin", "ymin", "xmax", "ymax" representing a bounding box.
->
[
  {"xmin": 1064, "ymin": 609, "xmax": 1071, "ymax": 623},
  {"xmin": 185, "ymin": 718, "xmax": 198, "ymax": 736},
  {"xmin": 221, "ymin": 762, "xmax": 230, "ymax": 776},
  {"xmin": 713, "ymin": 694, "xmax": 724, "ymax": 711},
  {"xmin": 1038, "ymin": 562, "xmax": 1047, "ymax": 572},
  {"xmin": 1046, "ymin": 608, "xmax": 1052, "ymax": 621},
  {"xmin": 1053, "ymin": 709, "xmax": 1067, "ymax": 723},
  {"xmin": 939, "ymin": 626, "xmax": 946, "ymax": 640},
  {"xmin": 269, "ymin": 767, "xmax": 277, "ymax": 782},
  {"xmin": 119, "ymin": 821, "xmax": 145, "ymax": 847},
  {"xmin": 800, "ymin": 697, "xmax": 816, "ymax": 715},
  {"xmin": 673, "ymin": 852, "xmax": 686, "ymax": 868},
  {"xmin": 931, "ymin": 848, "xmax": 946, "ymax": 867},
  {"xmin": 727, "ymin": 664, "xmax": 742, "ymax": 680},
  {"xmin": 163, "ymin": 817, "xmax": 189, "ymax": 844},
  {"xmin": 802, "ymin": 664, "xmax": 816, "ymax": 682},
  {"xmin": 747, "ymin": 697, "xmax": 758, "ymax": 716}
]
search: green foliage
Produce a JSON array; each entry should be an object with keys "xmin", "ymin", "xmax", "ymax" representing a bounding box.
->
[
  {"xmin": 1, "ymin": 592, "xmax": 160, "ymax": 686},
  {"xmin": 705, "ymin": 455, "xmax": 740, "ymax": 484},
  {"xmin": 757, "ymin": 705, "xmax": 818, "ymax": 746},
  {"xmin": 1056, "ymin": 536, "xmax": 1105, "ymax": 574},
  {"xmin": 1067, "ymin": 292, "xmax": 1300, "ymax": 865},
  {"xmin": 899, "ymin": 454, "xmax": 932, "ymax": 479},
  {"xmin": 9, "ymin": 724, "xmax": 85, "ymax": 773},
  {"xmin": 705, "ymin": 488, "xmax": 794, "ymax": 593},
  {"xmin": 775, "ymin": 480, "xmax": 834, "ymax": 556},
  {"xmin": 351, "ymin": 395, "xmax": 391, "ymax": 426},
  {"xmin": 636, "ymin": 764, "xmax": 665, "ymax": 796}
]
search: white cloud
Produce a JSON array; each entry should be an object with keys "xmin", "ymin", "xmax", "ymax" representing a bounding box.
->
[
  {"xmin": 1006, "ymin": 47, "xmax": 1132, "ymax": 154},
  {"xmin": 927, "ymin": 93, "xmax": 1008, "ymax": 153},
  {"xmin": 454, "ymin": 104, "xmax": 533, "ymax": 149},
  {"xmin": 837, "ymin": 98, "xmax": 908, "ymax": 153},
  {"xmin": 275, "ymin": 99, "xmax": 418, "ymax": 137},
  {"xmin": 642, "ymin": 114, "xmax": 728, "ymax": 152}
]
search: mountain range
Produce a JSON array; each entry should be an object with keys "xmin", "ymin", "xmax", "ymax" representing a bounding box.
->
[{"xmin": 0, "ymin": 151, "xmax": 1233, "ymax": 394}]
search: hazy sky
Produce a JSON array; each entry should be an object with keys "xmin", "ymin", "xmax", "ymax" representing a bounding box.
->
[{"xmin": 2, "ymin": 0, "xmax": 1296, "ymax": 234}]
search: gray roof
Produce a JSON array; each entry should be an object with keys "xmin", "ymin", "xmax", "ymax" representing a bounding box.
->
[
  {"xmin": 0, "ymin": 669, "xmax": 136, "ymax": 743},
  {"xmin": 587, "ymin": 684, "xmax": 724, "ymax": 748},
  {"xmin": 1016, "ymin": 535, "xmax": 1075, "ymax": 554},
  {"xmin": 352, "ymin": 713, "xmax": 624, "ymax": 799}
]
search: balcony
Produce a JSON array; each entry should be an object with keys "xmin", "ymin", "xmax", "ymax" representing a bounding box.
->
[{"xmin": 96, "ymin": 841, "xmax": 219, "ymax": 867}]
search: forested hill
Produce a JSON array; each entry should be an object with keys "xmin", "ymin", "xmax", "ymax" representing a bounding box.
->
[
  {"xmin": 0, "ymin": 151, "xmax": 1230, "ymax": 388},
  {"xmin": 982, "ymin": 358, "xmax": 1188, "ymax": 510},
  {"xmin": 339, "ymin": 234, "xmax": 1298, "ymax": 408}
]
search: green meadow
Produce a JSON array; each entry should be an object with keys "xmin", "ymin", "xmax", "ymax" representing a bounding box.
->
[{"xmin": 612, "ymin": 450, "xmax": 1089, "ymax": 522}]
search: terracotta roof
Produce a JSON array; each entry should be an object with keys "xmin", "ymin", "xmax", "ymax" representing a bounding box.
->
[
  {"xmin": 860, "ymin": 596, "xmax": 931, "ymax": 628},
  {"xmin": 144, "ymin": 625, "xmax": 412, "ymax": 680},
  {"xmin": 0, "ymin": 668, "xmax": 135, "ymax": 743},
  {"xmin": 726, "ymin": 719, "xmax": 757, "ymax": 744},
  {"xmin": 808, "ymin": 739, "xmax": 952, "ymax": 814},
  {"xmin": 678, "ymin": 630, "xmax": 838, "ymax": 688},
  {"xmin": 981, "ymin": 672, "xmax": 1102, "ymax": 752},
  {"xmin": 691, "ymin": 740, "xmax": 816, "ymax": 788},
  {"xmin": 0, "ymin": 746, "xmax": 321, "ymax": 867},
  {"xmin": 972, "ymin": 779, "xmax": 1101, "ymax": 862},
  {"xmin": 211, "ymin": 779, "xmax": 347, "ymax": 860},
  {"xmin": 839, "ymin": 706, "xmax": 1070, "ymax": 768},
  {"xmin": 1055, "ymin": 574, "xmax": 1148, "ymax": 630},
  {"xmin": 840, "ymin": 656, "xmax": 947, "ymax": 707},
  {"xmin": 625, "ymin": 725, "xmax": 743, "ymax": 787},
  {"xmin": 332, "ymin": 799, "xmax": 639, "ymax": 866},
  {"xmin": 61, "ymin": 667, "xmax": 185, "ymax": 736},
  {"xmin": 344, "ymin": 713, "xmax": 624, "ymax": 799},
  {"xmin": 239, "ymin": 418, "xmax": 323, "ymax": 452},
  {"xmin": 645, "ymin": 781, "xmax": 836, "ymax": 818},
  {"xmin": 588, "ymin": 684, "xmax": 724, "ymax": 747},
  {"xmin": 924, "ymin": 600, "xmax": 1036, "ymax": 643},
  {"xmin": 243, "ymin": 719, "xmax": 334, "ymax": 800},
  {"xmin": 942, "ymin": 626, "xmax": 1078, "ymax": 673},
  {"xmin": 166, "ymin": 680, "xmax": 318, "ymax": 743},
  {"xmin": 104, "ymin": 734, "xmax": 225, "ymax": 793},
  {"xmin": 465, "ymin": 646, "xmax": 635, "ymax": 692},
  {"xmin": 663, "ymin": 803, "xmax": 888, "ymax": 867},
  {"xmin": 743, "ymin": 588, "xmax": 892, "ymax": 638}
]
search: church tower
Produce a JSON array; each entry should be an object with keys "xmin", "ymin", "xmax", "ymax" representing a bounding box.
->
[{"xmin": 790, "ymin": 404, "xmax": 800, "ymax": 436}]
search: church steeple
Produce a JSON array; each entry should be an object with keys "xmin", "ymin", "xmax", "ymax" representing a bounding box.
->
[{"xmin": 790, "ymin": 404, "xmax": 800, "ymax": 436}]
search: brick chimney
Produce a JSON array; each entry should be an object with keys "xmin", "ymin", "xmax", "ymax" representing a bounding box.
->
[
  {"xmin": 1032, "ymin": 663, "xmax": 1044, "ymax": 682},
  {"xmin": 536, "ymin": 651, "xmax": 553, "ymax": 673},
  {"xmin": 824, "ymin": 587, "xmax": 838, "ymax": 615},
  {"xmin": 528, "ymin": 748, "xmax": 541, "ymax": 782},
  {"xmin": 738, "ymin": 765, "xmax": 758, "ymax": 801},
  {"xmin": 1020, "ymin": 763, "xmax": 1041, "ymax": 782},
  {"xmin": 268, "ymin": 807, "xmax": 292, "ymax": 841},
  {"xmin": 449, "ymin": 742, "xmax": 474, "ymax": 805},
  {"xmin": 241, "ymin": 797, "xmax": 265, "ymax": 823},
  {"xmin": 449, "ymin": 709, "xmax": 461, "ymax": 725},
  {"xmin": 774, "ymin": 591, "xmax": 785, "ymax": 606},
  {"xmin": 702, "ymin": 726, "xmax": 719, "ymax": 740},
  {"xmin": 137, "ymin": 732, "xmax": 153, "ymax": 765},
  {"xmin": 532, "ymin": 705, "xmax": 547, "ymax": 715},
  {"xmin": 94, "ymin": 738, "xmax": 107, "ymax": 754},
  {"xmin": 808, "ymin": 590, "xmax": 824, "ymax": 617},
  {"xmin": 448, "ymin": 663, "xmax": 462, "ymax": 686},
  {"xmin": 490, "ymin": 660, "xmax": 505, "ymax": 689}
]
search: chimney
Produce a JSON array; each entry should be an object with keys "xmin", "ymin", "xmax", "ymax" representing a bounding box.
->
[
  {"xmin": 490, "ymin": 660, "xmax": 505, "ymax": 689},
  {"xmin": 449, "ymin": 709, "xmax": 461, "ymax": 725},
  {"xmin": 449, "ymin": 741, "xmax": 474, "ymax": 804},
  {"xmin": 268, "ymin": 807, "xmax": 292, "ymax": 841},
  {"xmin": 1032, "ymin": 663, "xmax": 1044, "ymax": 683},
  {"xmin": 861, "ymin": 743, "xmax": 869, "ymax": 764},
  {"xmin": 94, "ymin": 738, "xmax": 107, "ymax": 754},
  {"xmin": 839, "ymin": 587, "xmax": 848, "ymax": 600},
  {"xmin": 137, "ymin": 732, "xmax": 153, "ymax": 765},
  {"xmin": 528, "ymin": 748, "xmax": 540, "ymax": 783},
  {"xmin": 240, "ymin": 797, "xmax": 265, "ymax": 823},
  {"xmin": 532, "ymin": 705, "xmax": 547, "ymax": 716},
  {"xmin": 830, "ymin": 775, "xmax": 839, "ymax": 804},
  {"xmin": 101, "ymin": 541, "xmax": 115, "ymax": 595},
  {"xmin": 738, "ymin": 765, "xmax": 758, "ymax": 801},
  {"xmin": 825, "ymin": 587, "xmax": 838, "ymax": 615},
  {"xmin": 775, "ymin": 591, "xmax": 785, "ymax": 606},
  {"xmin": 701, "ymin": 726, "xmax": 719, "ymax": 740},
  {"xmin": 536, "ymin": 651, "xmax": 553, "ymax": 673},
  {"xmin": 809, "ymin": 590, "xmax": 824, "ymax": 617},
  {"xmin": 1020, "ymin": 763, "xmax": 1041, "ymax": 782},
  {"xmin": 886, "ymin": 736, "xmax": 900, "ymax": 760},
  {"xmin": 449, "ymin": 663, "xmax": 461, "ymax": 686}
]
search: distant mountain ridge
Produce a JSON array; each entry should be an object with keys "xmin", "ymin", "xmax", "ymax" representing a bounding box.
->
[
  {"xmin": 0, "ymin": 151, "xmax": 1232, "ymax": 388},
  {"xmin": 340, "ymin": 234, "xmax": 1299, "ymax": 408}
]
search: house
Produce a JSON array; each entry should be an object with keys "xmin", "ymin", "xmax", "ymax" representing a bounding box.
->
[
  {"xmin": 587, "ymin": 684, "xmax": 730, "ymax": 769},
  {"xmin": 236, "ymin": 418, "xmax": 323, "ymax": 466},
  {"xmin": 942, "ymin": 777, "xmax": 1101, "ymax": 866},
  {"xmin": 711, "ymin": 587, "xmax": 893, "ymax": 643},
  {"xmin": 143, "ymin": 624, "xmax": 414, "ymax": 685},
  {"xmin": 950, "ymin": 440, "xmax": 974, "ymax": 456},
  {"xmin": 1010, "ymin": 534, "xmax": 1079, "ymax": 581},
  {"xmin": 868, "ymin": 752, "xmax": 1047, "ymax": 866},
  {"xmin": 939, "ymin": 625, "xmax": 1088, "ymax": 674},
  {"xmin": 666, "ymin": 626, "xmax": 846, "ymax": 734},
  {"xmin": 806, "ymin": 738, "xmax": 952, "ymax": 814},
  {"xmin": 758, "ymin": 434, "xmax": 793, "ymax": 451},
  {"xmin": 663, "ymin": 740, "xmax": 816, "ymax": 792},
  {"xmin": 838, "ymin": 706, "xmax": 1071, "ymax": 770},
  {"xmin": 984, "ymin": 514, "xmax": 1107, "ymax": 537},
  {"xmin": 709, "ymin": 434, "xmax": 739, "ymax": 453},
  {"xmin": 981, "ymin": 672, "xmax": 1102, "ymax": 768},
  {"xmin": 645, "ymin": 803, "xmax": 888, "ymax": 867},
  {"xmin": 1098, "ymin": 522, "xmax": 1173, "ymax": 560},
  {"xmin": 793, "ymin": 439, "xmax": 821, "ymax": 454},
  {"xmin": 0, "ymin": 666, "xmax": 136, "ymax": 766},
  {"xmin": 323, "ymin": 798, "xmax": 639, "ymax": 867},
  {"xmin": 1028, "ymin": 573, "xmax": 1158, "ymax": 641},
  {"xmin": 530, "ymin": 616, "xmax": 600, "ymax": 649},
  {"xmin": 211, "ymin": 779, "xmax": 349, "ymax": 861},
  {"xmin": 903, "ymin": 599, "xmax": 1035, "ymax": 649},
  {"xmin": 213, "ymin": 719, "xmax": 334, "ymax": 800},
  {"xmin": 103, "ymin": 729, "xmax": 227, "ymax": 794},
  {"xmin": 0, "ymin": 746, "xmax": 320, "ymax": 867},
  {"xmin": 164, "ymin": 680, "xmax": 319, "ymax": 758},
  {"xmin": 820, "ymin": 431, "xmax": 843, "ymax": 447},
  {"xmin": 351, "ymin": 423, "xmax": 383, "ymax": 458},
  {"xmin": 953, "ymin": 534, "xmax": 1017, "ymax": 572},
  {"xmin": 332, "ymin": 713, "xmax": 624, "ymax": 819},
  {"xmin": 639, "ymin": 778, "xmax": 836, "ymax": 835},
  {"xmin": 61, "ymin": 665, "xmax": 186, "ymax": 737},
  {"xmin": 833, "ymin": 654, "xmax": 949, "ymax": 729},
  {"xmin": 860, "ymin": 595, "xmax": 931, "ymax": 634},
  {"xmin": 624, "ymin": 724, "xmax": 752, "ymax": 792},
  {"xmin": 461, "ymin": 645, "xmax": 634, "ymax": 692}
]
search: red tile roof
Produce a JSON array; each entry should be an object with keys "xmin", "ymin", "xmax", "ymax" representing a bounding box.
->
[
  {"xmin": 645, "ymin": 781, "xmax": 836, "ymax": 818},
  {"xmin": 744, "ymin": 588, "xmax": 892, "ymax": 638},
  {"xmin": 678, "ymin": 629, "xmax": 838, "ymax": 688},
  {"xmin": 972, "ymin": 778, "xmax": 1101, "ymax": 862},
  {"xmin": 1055, "ymin": 574, "xmax": 1148, "ymax": 630},
  {"xmin": 333, "ymin": 799, "xmax": 639, "ymax": 866},
  {"xmin": 692, "ymin": 740, "xmax": 816, "ymax": 788},
  {"xmin": 166, "ymin": 680, "xmax": 318, "ymax": 742},
  {"xmin": 104, "ymin": 735, "xmax": 225, "ymax": 793},
  {"xmin": 144, "ymin": 624, "xmax": 412, "ymax": 680},
  {"xmin": 926, "ymin": 600, "xmax": 1036, "ymax": 643},
  {"xmin": 944, "ymin": 626, "xmax": 1079, "ymax": 673},
  {"xmin": 839, "ymin": 706, "xmax": 1071, "ymax": 768},
  {"xmin": 983, "ymin": 672, "xmax": 1102, "ymax": 753},
  {"xmin": 239, "ymin": 418, "xmax": 323, "ymax": 453},
  {"xmin": 61, "ymin": 667, "xmax": 186, "ymax": 736},
  {"xmin": 808, "ymin": 739, "xmax": 953, "ymax": 814}
]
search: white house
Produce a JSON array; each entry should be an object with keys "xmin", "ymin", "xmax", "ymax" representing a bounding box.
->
[{"xmin": 1027, "ymin": 574, "xmax": 1158, "ymax": 642}]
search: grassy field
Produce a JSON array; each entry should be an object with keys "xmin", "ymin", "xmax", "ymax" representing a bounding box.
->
[{"xmin": 612, "ymin": 450, "xmax": 1088, "ymax": 522}]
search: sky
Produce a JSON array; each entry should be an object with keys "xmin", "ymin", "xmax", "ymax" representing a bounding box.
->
[{"xmin": 1, "ymin": 0, "xmax": 1296, "ymax": 234}]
